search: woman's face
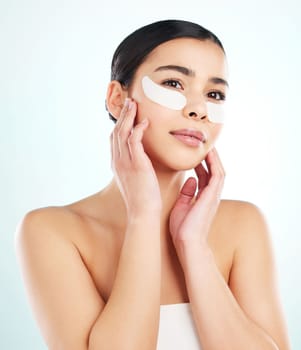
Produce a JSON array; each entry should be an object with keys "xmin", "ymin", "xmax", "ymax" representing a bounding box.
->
[{"xmin": 128, "ymin": 37, "xmax": 229, "ymax": 171}]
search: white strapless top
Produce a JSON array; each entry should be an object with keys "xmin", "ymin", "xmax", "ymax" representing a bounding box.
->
[{"xmin": 157, "ymin": 303, "xmax": 202, "ymax": 349}]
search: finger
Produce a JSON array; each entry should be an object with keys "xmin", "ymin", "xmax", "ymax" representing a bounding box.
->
[
  {"xmin": 110, "ymin": 132, "xmax": 114, "ymax": 167},
  {"xmin": 175, "ymin": 177, "xmax": 197, "ymax": 206},
  {"xmin": 205, "ymin": 148, "xmax": 225, "ymax": 183},
  {"xmin": 117, "ymin": 99, "xmax": 137, "ymax": 140},
  {"xmin": 194, "ymin": 162, "xmax": 209, "ymax": 196},
  {"xmin": 117, "ymin": 100, "xmax": 139, "ymax": 159},
  {"xmin": 203, "ymin": 148, "xmax": 225, "ymax": 197},
  {"xmin": 114, "ymin": 97, "xmax": 131, "ymax": 132},
  {"xmin": 211, "ymin": 147, "xmax": 226, "ymax": 175},
  {"xmin": 112, "ymin": 121, "xmax": 123, "ymax": 160},
  {"xmin": 127, "ymin": 118, "xmax": 149, "ymax": 161},
  {"xmin": 112, "ymin": 98, "xmax": 129, "ymax": 159},
  {"xmin": 180, "ymin": 177, "xmax": 197, "ymax": 200},
  {"xmin": 113, "ymin": 99, "xmax": 136, "ymax": 159}
]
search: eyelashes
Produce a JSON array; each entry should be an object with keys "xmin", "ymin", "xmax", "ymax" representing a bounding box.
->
[
  {"xmin": 161, "ymin": 78, "xmax": 226, "ymax": 102},
  {"xmin": 208, "ymin": 91, "xmax": 226, "ymax": 101},
  {"xmin": 162, "ymin": 79, "xmax": 183, "ymax": 89}
]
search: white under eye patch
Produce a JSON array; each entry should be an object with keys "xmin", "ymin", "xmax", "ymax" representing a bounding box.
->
[
  {"xmin": 141, "ymin": 75, "xmax": 225, "ymax": 124},
  {"xmin": 206, "ymin": 102, "xmax": 225, "ymax": 124},
  {"xmin": 142, "ymin": 75, "xmax": 186, "ymax": 110}
]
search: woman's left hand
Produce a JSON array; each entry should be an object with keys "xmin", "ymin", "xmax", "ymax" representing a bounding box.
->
[{"xmin": 169, "ymin": 148, "xmax": 225, "ymax": 256}]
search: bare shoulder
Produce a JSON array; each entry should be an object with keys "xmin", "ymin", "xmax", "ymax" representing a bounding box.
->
[
  {"xmin": 216, "ymin": 199, "xmax": 269, "ymax": 241},
  {"xmin": 209, "ymin": 199, "xmax": 268, "ymax": 248},
  {"xmin": 217, "ymin": 201, "xmax": 290, "ymax": 349},
  {"xmin": 208, "ymin": 199, "xmax": 270, "ymax": 274},
  {"xmin": 15, "ymin": 205, "xmax": 86, "ymax": 247},
  {"xmin": 17, "ymin": 205, "xmax": 82, "ymax": 226},
  {"xmin": 15, "ymin": 189, "xmax": 110, "ymax": 245},
  {"xmin": 15, "ymin": 204, "xmax": 107, "ymax": 348},
  {"xmin": 218, "ymin": 199, "xmax": 266, "ymax": 221},
  {"xmin": 14, "ymin": 200, "xmax": 108, "ymax": 278}
]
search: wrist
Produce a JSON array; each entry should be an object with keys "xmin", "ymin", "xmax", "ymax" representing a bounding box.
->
[
  {"xmin": 128, "ymin": 206, "xmax": 161, "ymax": 219},
  {"xmin": 127, "ymin": 211, "xmax": 161, "ymax": 227},
  {"xmin": 176, "ymin": 240, "xmax": 214, "ymax": 269}
]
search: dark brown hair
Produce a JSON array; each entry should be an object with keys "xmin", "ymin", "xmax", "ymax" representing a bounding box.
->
[{"xmin": 108, "ymin": 19, "xmax": 225, "ymax": 122}]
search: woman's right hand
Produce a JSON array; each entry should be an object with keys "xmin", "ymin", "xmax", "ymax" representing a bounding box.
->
[{"xmin": 111, "ymin": 98, "xmax": 162, "ymax": 217}]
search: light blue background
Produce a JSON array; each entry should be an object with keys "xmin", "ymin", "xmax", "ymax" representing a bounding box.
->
[{"xmin": 1, "ymin": 0, "xmax": 300, "ymax": 348}]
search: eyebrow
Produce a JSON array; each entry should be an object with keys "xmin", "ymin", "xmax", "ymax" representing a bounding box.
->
[
  {"xmin": 154, "ymin": 65, "xmax": 195, "ymax": 77},
  {"xmin": 154, "ymin": 65, "xmax": 229, "ymax": 88}
]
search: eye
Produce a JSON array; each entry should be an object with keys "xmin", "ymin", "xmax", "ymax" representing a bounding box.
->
[
  {"xmin": 162, "ymin": 79, "xmax": 183, "ymax": 89},
  {"xmin": 208, "ymin": 91, "xmax": 226, "ymax": 101}
]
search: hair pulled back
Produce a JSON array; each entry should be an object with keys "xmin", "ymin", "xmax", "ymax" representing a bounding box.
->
[{"xmin": 108, "ymin": 19, "xmax": 225, "ymax": 122}]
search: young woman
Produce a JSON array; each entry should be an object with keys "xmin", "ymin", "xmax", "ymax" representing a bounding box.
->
[{"xmin": 16, "ymin": 20, "xmax": 290, "ymax": 349}]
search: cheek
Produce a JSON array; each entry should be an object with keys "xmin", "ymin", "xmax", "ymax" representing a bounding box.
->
[
  {"xmin": 211, "ymin": 124, "xmax": 223, "ymax": 143},
  {"xmin": 136, "ymin": 101, "xmax": 175, "ymax": 151},
  {"xmin": 135, "ymin": 98, "xmax": 176, "ymax": 125}
]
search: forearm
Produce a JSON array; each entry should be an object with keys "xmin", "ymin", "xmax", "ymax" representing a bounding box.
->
[
  {"xmin": 181, "ymin": 244, "xmax": 279, "ymax": 350},
  {"xmin": 89, "ymin": 216, "xmax": 161, "ymax": 350}
]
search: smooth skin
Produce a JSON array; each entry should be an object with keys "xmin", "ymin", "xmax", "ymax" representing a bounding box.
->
[{"xmin": 15, "ymin": 38, "xmax": 290, "ymax": 349}]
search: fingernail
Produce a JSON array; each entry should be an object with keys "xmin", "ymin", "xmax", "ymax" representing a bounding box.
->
[
  {"xmin": 124, "ymin": 98, "xmax": 130, "ymax": 109},
  {"xmin": 128, "ymin": 100, "xmax": 134, "ymax": 110}
]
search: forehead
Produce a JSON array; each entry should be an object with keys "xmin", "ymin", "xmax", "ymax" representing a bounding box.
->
[{"xmin": 136, "ymin": 38, "xmax": 228, "ymax": 79}]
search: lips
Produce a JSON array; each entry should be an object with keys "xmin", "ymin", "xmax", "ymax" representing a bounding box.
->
[{"xmin": 169, "ymin": 129, "xmax": 206, "ymax": 144}]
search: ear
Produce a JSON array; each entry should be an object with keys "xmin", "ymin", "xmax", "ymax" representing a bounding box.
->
[{"xmin": 105, "ymin": 81, "xmax": 128, "ymax": 120}]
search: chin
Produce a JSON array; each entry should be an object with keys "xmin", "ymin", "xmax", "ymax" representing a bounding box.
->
[
  {"xmin": 170, "ymin": 158, "xmax": 205, "ymax": 171},
  {"xmin": 150, "ymin": 152, "xmax": 206, "ymax": 172},
  {"xmin": 144, "ymin": 140, "xmax": 210, "ymax": 172}
]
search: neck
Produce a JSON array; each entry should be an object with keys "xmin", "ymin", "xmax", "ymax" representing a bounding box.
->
[
  {"xmin": 103, "ymin": 168, "xmax": 186, "ymax": 233},
  {"xmin": 156, "ymin": 167, "xmax": 186, "ymax": 221}
]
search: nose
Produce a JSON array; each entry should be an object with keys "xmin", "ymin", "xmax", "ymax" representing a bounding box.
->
[
  {"xmin": 187, "ymin": 111, "xmax": 207, "ymax": 120},
  {"xmin": 183, "ymin": 97, "xmax": 208, "ymax": 121}
]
